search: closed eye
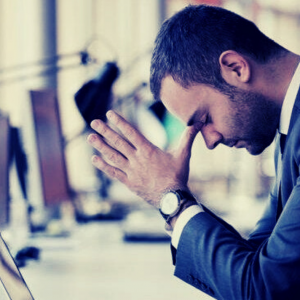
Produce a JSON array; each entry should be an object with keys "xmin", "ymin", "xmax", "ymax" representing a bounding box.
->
[
  {"xmin": 187, "ymin": 111, "xmax": 210, "ymax": 127},
  {"xmin": 201, "ymin": 114, "xmax": 211, "ymax": 126}
]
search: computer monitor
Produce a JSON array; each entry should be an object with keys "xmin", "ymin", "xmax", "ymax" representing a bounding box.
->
[
  {"xmin": 30, "ymin": 89, "xmax": 70, "ymax": 207},
  {"xmin": 0, "ymin": 115, "xmax": 10, "ymax": 229}
]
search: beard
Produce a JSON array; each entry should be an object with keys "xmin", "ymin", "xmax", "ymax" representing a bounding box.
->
[{"xmin": 223, "ymin": 87, "xmax": 281, "ymax": 155}]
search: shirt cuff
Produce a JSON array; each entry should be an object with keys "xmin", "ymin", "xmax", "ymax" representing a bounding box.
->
[{"xmin": 171, "ymin": 205, "xmax": 204, "ymax": 249}]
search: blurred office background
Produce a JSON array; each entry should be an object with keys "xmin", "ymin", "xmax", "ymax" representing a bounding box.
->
[{"xmin": 0, "ymin": 0, "xmax": 299, "ymax": 299}]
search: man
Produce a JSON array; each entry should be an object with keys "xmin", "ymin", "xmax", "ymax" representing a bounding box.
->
[{"xmin": 87, "ymin": 5, "xmax": 300, "ymax": 300}]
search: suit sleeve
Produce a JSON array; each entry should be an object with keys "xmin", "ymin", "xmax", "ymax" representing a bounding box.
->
[
  {"xmin": 174, "ymin": 188, "xmax": 300, "ymax": 300},
  {"xmin": 173, "ymin": 146, "xmax": 300, "ymax": 300}
]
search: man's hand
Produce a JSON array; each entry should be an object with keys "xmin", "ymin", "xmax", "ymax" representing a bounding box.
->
[{"xmin": 87, "ymin": 110, "xmax": 201, "ymax": 208}]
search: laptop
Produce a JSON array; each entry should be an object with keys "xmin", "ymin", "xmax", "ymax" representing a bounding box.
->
[{"xmin": 0, "ymin": 234, "xmax": 34, "ymax": 300}]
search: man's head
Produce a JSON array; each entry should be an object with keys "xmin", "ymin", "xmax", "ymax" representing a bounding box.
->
[
  {"xmin": 150, "ymin": 4, "xmax": 286, "ymax": 100},
  {"xmin": 150, "ymin": 5, "xmax": 290, "ymax": 155}
]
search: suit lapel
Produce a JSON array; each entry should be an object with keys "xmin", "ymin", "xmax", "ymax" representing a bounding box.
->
[{"xmin": 276, "ymin": 87, "xmax": 300, "ymax": 219}]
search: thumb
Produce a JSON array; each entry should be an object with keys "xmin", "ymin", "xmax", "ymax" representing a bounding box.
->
[{"xmin": 177, "ymin": 123, "xmax": 202, "ymax": 159}]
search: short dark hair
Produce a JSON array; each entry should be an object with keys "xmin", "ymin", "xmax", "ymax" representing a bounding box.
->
[{"xmin": 150, "ymin": 5, "xmax": 286, "ymax": 100}]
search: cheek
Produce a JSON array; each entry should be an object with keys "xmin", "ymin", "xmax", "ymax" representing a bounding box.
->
[
  {"xmin": 213, "ymin": 107, "xmax": 240, "ymax": 135},
  {"xmin": 224, "ymin": 101, "xmax": 252, "ymax": 131}
]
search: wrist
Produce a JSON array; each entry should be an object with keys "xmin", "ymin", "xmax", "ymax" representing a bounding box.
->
[{"xmin": 168, "ymin": 198, "xmax": 198, "ymax": 229}]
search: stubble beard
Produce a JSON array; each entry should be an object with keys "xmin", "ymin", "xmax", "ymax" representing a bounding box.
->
[{"xmin": 225, "ymin": 88, "xmax": 281, "ymax": 155}]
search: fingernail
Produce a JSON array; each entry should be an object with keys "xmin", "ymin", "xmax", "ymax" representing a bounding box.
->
[
  {"xmin": 106, "ymin": 110, "xmax": 113, "ymax": 119},
  {"xmin": 92, "ymin": 155, "xmax": 98, "ymax": 163},
  {"xmin": 91, "ymin": 120, "xmax": 99, "ymax": 129},
  {"xmin": 87, "ymin": 134, "xmax": 96, "ymax": 143}
]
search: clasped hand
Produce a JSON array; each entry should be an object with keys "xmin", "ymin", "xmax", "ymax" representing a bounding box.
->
[{"xmin": 87, "ymin": 110, "xmax": 201, "ymax": 208}]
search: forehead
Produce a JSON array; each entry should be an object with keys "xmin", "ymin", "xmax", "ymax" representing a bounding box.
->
[{"xmin": 160, "ymin": 76, "xmax": 205, "ymax": 124}]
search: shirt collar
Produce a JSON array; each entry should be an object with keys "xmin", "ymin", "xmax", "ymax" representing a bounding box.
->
[{"xmin": 279, "ymin": 62, "xmax": 300, "ymax": 135}]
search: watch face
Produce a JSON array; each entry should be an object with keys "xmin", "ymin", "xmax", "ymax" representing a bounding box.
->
[{"xmin": 160, "ymin": 192, "xmax": 179, "ymax": 215}]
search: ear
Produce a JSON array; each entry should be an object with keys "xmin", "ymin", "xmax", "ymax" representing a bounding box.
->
[{"xmin": 219, "ymin": 50, "xmax": 251, "ymax": 86}]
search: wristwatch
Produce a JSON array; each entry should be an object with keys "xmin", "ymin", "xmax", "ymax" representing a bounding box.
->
[{"xmin": 159, "ymin": 190, "xmax": 195, "ymax": 224}]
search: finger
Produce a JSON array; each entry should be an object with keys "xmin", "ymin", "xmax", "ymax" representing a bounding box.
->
[
  {"xmin": 177, "ymin": 123, "xmax": 202, "ymax": 159},
  {"xmin": 91, "ymin": 155, "xmax": 128, "ymax": 183},
  {"xmin": 106, "ymin": 110, "xmax": 151, "ymax": 149},
  {"xmin": 87, "ymin": 133, "xmax": 128, "ymax": 167},
  {"xmin": 90, "ymin": 119, "xmax": 135, "ymax": 156}
]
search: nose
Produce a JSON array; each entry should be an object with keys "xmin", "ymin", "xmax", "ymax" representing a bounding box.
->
[{"xmin": 201, "ymin": 126, "xmax": 223, "ymax": 150}]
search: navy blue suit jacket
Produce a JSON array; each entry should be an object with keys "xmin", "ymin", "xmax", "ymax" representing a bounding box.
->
[{"xmin": 173, "ymin": 89, "xmax": 300, "ymax": 299}]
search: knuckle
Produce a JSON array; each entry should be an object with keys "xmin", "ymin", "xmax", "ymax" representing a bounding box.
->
[
  {"xmin": 97, "ymin": 143, "xmax": 109, "ymax": 156},
  {"xmin": 125, "ymin": 128, "xmax": 135, "ymax": 139},
  {"xmin": 101, "ymin": 162, "xmax": 111, "ymax": 173},
  {"xmin": 143, "ymin": 145, "xmax": 156, "ymax": 159},
  {"xmin": 99, "ymin": 125, "xmax": 108, "ymax": 136},
  {"xmin": 108, "ymin": 153, "xmax": 117, "ymax": 163},
  {"xmin": 114, "ymin": 137, "xmax": 123, "ymax": 148},
  {"xmin": 115, "ymin": 155, "xmax": 123, "ymax": 165},
  {"xmin": 96, "ymin": 141, "xmax": 104, "ymax": 151},
  {"xmin": 107, "ymin": 168, "xmax": 114, "ymax": 177},
  {"xmin": 107, "ymin": 167, "xmax": 117, "ymax": 178},
  {"xmin": 92, "ymin": 156, "xmax": 105, "ymax": 170}
]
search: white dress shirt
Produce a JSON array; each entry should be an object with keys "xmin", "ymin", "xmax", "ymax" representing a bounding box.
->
[
  {"xmin": 171, "ymin": 62, "xmax": 300, "ymax": 249},
  {"xmin": 279, "ymin": 62, "xmax": 300, "ymax": 134}
]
